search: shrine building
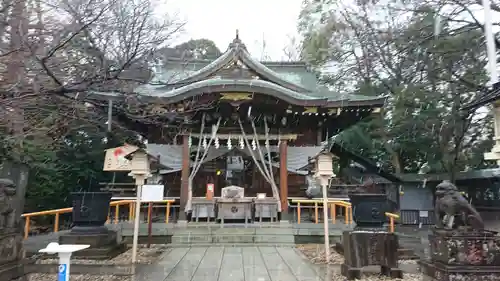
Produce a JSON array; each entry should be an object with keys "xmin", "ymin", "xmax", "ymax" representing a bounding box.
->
[{"xmin": 92, "ymin": 33, "xmax": 386, "ymax": 221}]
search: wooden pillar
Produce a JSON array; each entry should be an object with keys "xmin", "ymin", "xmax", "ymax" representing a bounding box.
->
[
  {"xmin": 179, "ymin": 135, "xmax": 190, "ymax": 221},
  {"xmin": 279, "ymin": 140, "xmax": 289, "ymax": 219}
]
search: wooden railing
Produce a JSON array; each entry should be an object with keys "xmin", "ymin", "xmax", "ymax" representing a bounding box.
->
[
  {"xmin": 385, "ymin": 212, "xmax": 400, "ymax": 233},
  {"xmin": 21, "ymin": 199, "xmax": 175, "ymax": 239},
  {"xmin": 291, "ymin": 199, "xmax": 353, "ymax": 224}
]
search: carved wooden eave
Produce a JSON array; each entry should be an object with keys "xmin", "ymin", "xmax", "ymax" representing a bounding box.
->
[{"xmin": 82, "ymin": 80, "xmax": 386, "ymax": 108}]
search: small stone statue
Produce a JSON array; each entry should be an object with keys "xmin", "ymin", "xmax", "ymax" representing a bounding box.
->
[
  {"xmin": 0, "ymin": 178, "xmax": 17, "ymax": 230},
  {"xmin": 434, "ymin": 180, "xmax": 484, "ymax": 229}
]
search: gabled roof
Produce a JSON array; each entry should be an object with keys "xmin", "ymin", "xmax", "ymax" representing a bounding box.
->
[
  {"xmin": 156, "ymin": 34, "xmax": 311, "ymax": 93},
  {"xmin": 461, "ymin": 82, "xmax": 500, "ymax": 110},
  {"xmin": 86, "ymin": 32, "xmax": 386, "ymax": 108}
]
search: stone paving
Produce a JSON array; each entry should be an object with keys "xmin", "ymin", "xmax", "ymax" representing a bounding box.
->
[{"xmin": 135, "ymin": 246, "xmax": 324, "ymax": 281}]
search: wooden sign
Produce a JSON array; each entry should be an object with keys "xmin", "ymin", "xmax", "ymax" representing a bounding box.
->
[{"xmin": 103, "ymin": 144, "xmax": 138, "ymax": 171}]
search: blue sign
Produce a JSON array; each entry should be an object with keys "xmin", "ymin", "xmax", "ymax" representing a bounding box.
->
[{"xmin": 58, "ymin": 264, "xmax": 67, "ymax": 281}]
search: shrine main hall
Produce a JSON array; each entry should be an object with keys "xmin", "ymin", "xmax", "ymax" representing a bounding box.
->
[{"xmin": 93, "ymin": 34, "xmax": 386, "ymax": 221}]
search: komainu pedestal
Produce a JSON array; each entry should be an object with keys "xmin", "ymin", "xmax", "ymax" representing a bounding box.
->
[
  {"xmin": 59, "ymin": 192, "xmax": 125, "ymax": 259},
  {"xmin": 0, "ymin": 162, "xmax": 29, "ymax": 281},
  {"xmin": 341, "ymin": 231, "xmax": 403, "ymax": 280},
  {"xmin": 420, "ymin": 229, "xmax": 500, "ymax": 281}
]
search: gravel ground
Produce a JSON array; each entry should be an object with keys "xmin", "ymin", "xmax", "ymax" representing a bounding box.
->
[
  {"xmin": 318, "ymin": 261, "xmax": 423, "ymax": 281},
  {"xmin": 35, "ymin": 244, "xmax": 168, "ymax": 265},
  {"xmin": 19, "ymin": 272, "xmax": 424, "ymax": 281},
  {"xmin": 18, "ymin": 274, "xmax": 134, "ymax": 281},
  {"xmin": 297, "ymin": 244, "xmax": 419, "ymax": 265},
  {"xmin": 329, "ymin": 273, "xmax": 423, "ymax": 281}
]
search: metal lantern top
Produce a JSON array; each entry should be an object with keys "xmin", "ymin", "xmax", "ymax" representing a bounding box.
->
[{"xmin": 314, "ymin": 152, "xmax": 335, "ymax": 178}]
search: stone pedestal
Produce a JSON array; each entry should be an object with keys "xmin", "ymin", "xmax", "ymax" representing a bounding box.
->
[
  {"xmin": 59, "ymin": 192, "xmax": 125, "ymax": 259},
  {"xmin": 341, "ymin": 230, "xmax": 402, "ymax": 280},
  {"xmin": 217, "ymin": 198, "xmax": 253, "ymax": 225},
  {"xmin": 59, "ymin": 230, "xmax": 126, "ymax": 259},
  {"xmin": 254, "ymin": 198, "xmax": 278, "ymax": 222},
  {"xmin": 191, "ymin": 198, "xmax": 215, "ymax": 222},
  {"xmin": 420, "ymin": 228, "xmax": 500, "ymax": 281},
  {"xmin": 0, "ymin": 162, "xmax": 29, "ymax": 281},
  {"xmin": 0, "ymin": 233, "xmax": 24, "ymax": 280}
]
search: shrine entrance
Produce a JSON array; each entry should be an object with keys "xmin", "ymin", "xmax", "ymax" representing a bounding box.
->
[{"xmin": 92, "ymin": 33, "xmax": 385, "ymax": 223}]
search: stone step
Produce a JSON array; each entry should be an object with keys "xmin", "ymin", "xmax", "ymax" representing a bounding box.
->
[
  {"xmin": 171, "ymin": 232, "xmax": 295, "ymax": 245},
  {"xmin": 168, "ymin": 243, "xmax": 296, "ymax": 248},
  {"xmin": 172, "ymin": 235, "xmax": 294, "ymax": 243}
]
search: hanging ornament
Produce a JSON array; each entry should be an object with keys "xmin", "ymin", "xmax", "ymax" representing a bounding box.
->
[
  {"xmin": 211, "ymin": 124, "xmax": 217, "ymax": 138},
  {"xmin": 202, "ymin": 136, "xmax": 207, "ymax": 149},
  {"xmin": 239, "ymin": 136, "xmax": 244, "ymax": 149},
  {"xmin": 227, "ymin": 138, "xmax": 232, "ymax": 149},
  {"xmin": 188, "ymin": 135, "xmax": 192, "ymax": 148},
  {"xmin": 214, "ymin": 136, "xmax": 220, "ymax": 149},
  {"xmin": 252, "ymin": 139, "xmax": 257, "ymax": 150}
]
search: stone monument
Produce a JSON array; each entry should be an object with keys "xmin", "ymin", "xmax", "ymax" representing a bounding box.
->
[
  {"xmin": 420, "ymin": 180, "xmax": 500, "ymax": 281},
  {"xmin": 59, "ymin": 192, "xmax": 126, "ymax": 259},
  {"xmin": 0, "ymin": 161, "xmax": 29, "ymax": 281},
  {"xmin": 340, "ymin": 192, "xmax": 402, "ymax": 280}
]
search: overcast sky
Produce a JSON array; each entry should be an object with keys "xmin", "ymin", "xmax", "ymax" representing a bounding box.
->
[{"xmin": 166, "ymin": 0, "xmax": 303, "ymax": 60}]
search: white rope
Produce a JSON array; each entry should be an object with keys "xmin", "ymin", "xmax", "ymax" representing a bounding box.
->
[
  {"xmin": 263, "ymin": 117, "xmax": 277, "ymax": 193},
  {"xmin": 191, "ymin": 113, "xmax": 206, "ymax": 178},
  {"xmin": 238, "ymin": 118, "xmax": 271, "ymax": 182},
  {"xmin": 185, "ymin": 117, "xmax": 221, "ymax": 213},
  {"xmin": 192, "ymin": 118, "xmax": 221, "ymax": 176},
  {"xmin": 251, "ymin": 117, "xmax": 281, "ymax": 210},
  {"xmin": 238, "ymin": 117, "xmax": 281, "ymax": 210}
]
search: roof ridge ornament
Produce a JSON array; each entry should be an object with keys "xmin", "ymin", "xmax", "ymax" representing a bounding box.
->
[{"xmin": 229, "ymin": 29, "xmax": 246, "ymax": 50}]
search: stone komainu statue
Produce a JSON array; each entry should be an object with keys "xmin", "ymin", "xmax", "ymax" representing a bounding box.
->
[
  {"xmin": 434, "ymin": 180, "xmax": 484, "ymax": 229},
  {"xmin": 0, "ymin": 178, "xmax": 17, "ymax": 229}
]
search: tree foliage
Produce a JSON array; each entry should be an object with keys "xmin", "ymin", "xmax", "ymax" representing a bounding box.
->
[
  {"xmin": 299, "ymin": 0, "xmax": 499, "ymax": 178},
  {"xmin": 166, "ymin": 38, "xmax": 222, "ymax": 60},
  {"xmin": 0, "ymin": 0, "xmax": 184, "ymax": 212}
]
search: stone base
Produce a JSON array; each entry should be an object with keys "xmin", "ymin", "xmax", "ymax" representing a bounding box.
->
[
  {"xmin": 420, "ymin": 260, "xmax": 500, "ymax": 281},
  {"xmin": 341, "ymin": 264, "xmax": 402, "ymax": 280},
  {"xmin": 0, "ymin": 261, "xmax": 25, "ymax": 281},
  {"xmin": 59, "ymin": 230, "xmax": 126, "ymax": 260},
  {"xmin": 429, "ymin": 228, "xmax": 500, "ymax": 266},
  {"xmin": 335, "ymin": 242, "xmax": 419, "ymax": 260},
  {"xmin": 340, "ymin": 230, "xmax": 402, "ymax": 280}
]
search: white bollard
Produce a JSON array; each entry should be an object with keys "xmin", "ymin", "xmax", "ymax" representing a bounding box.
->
[{"xmin": 39, "ymin": 243, "xmax": 90, "ymax": 281}]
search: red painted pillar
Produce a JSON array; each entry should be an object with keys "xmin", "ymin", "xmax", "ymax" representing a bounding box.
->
[
  {"xmin": 179, "ymin": 135, "xmax": 190, "ymax": 221},
  {"xmin": 279, "ymin": 140, "xmax": 288, "ymax": 218}
]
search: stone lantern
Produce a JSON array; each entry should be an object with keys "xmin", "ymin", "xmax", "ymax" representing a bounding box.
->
[
  {"xmin": 127, "ymin": 149, "xmax": 152, "ymax": 183},
  {"xmin": 312, "ymin": 151, "xmax": 335, "ymax": 262},
  {"xmin": 124, "ymin": 148, "xmax": 159, "ymax": 263},
  {"xmin": 313, "ymin": 152, "xmax": 335, "ymax": 185}
]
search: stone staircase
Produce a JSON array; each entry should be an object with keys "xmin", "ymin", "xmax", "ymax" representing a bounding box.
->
[{"xmin": 171, "ymin": 224, "xmax": 295, "ymax": 246}]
